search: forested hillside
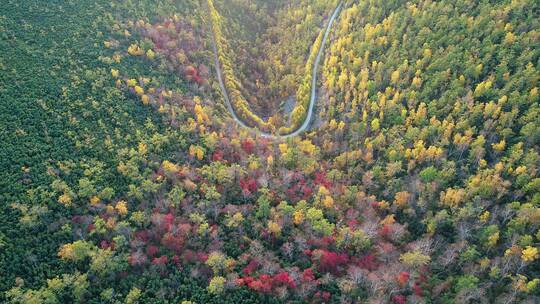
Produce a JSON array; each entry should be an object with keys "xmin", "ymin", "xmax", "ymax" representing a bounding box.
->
[{"xmin": 1, "ymin": 0, "xmax": 539, "ymax": 303}]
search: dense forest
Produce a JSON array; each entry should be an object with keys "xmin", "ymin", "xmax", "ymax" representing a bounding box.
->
[{"xmin": 1, "ymin": 0, "xmax": 539, "ymax": 303}]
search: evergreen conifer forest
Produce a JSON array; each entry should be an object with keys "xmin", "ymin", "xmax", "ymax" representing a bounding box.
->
[{"xmin": 1, "ymin": 0, "xmax": 539, "ymax": 303}]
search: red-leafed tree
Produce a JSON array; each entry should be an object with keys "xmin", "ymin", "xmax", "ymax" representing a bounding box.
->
[
  {"xmin": 355, "ymin": 254, "xmax": 378, "ymax": 271},
  {"xmin": 161, "ymin": 232, "xmax": 183, "ymax": 253},
  {"xmin": 146, "ymin": 245, "xmax": 159, "ymax": 258},
  {"xmin": 152, "ymin": 255, "xmax": 168, "ymax": 266},
  {"xmin": 240, "ymin": 178, "xmax": 258, "ymax": 196},
  {"xmin": 302, "ymin": 268, "xmax": 316, "ymax": 282},
  {"xmin": 242, "ymin": 259, "xmax": 259, "ymax": 275},
  {"xmin": 396, "ymin": 271, "xmax": 410, "ymax": 287},
  {"xmin": 314, "ymin": 250, "xmax": 349, "ymax": 274},
  {"xmin": 393, "ymin": 295, "xmax": 407, "ymax": 304},
  {"xmin": 272, "ymin": 271, "xmax": 296, "ymax": 289},
  {"xmin": 241, "ymin": 138, "xmax": 255, "ymax": 154}
]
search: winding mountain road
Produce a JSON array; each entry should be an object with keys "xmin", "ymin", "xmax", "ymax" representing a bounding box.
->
[{"xmin": 211, "ymin": 2, "xmax": 343, "ymax": 139}]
